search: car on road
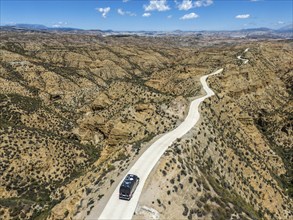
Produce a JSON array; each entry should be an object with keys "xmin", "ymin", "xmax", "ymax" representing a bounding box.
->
[{"xmin": 119, "ymin": 174, "xmax": 140, "ymax": 200}]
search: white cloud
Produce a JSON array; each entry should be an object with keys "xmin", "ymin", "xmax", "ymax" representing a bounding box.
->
[
  {"xmin": 177, "ymin": 0, "xmax": 213, "ymax": 10},
  {"xmin": 194, "ymin": 0, "xmax": 213, "ymax": 7},
  {"xmin": 167, "ymin": 15, "xmax": 172, "ymax": 19},
  {"xmin": 144, "ymin": 0, "xmax": 170, "ymax": 11},
  {"xmin": 278, "ymin": 21, "xmax": 285, "ymax": 24},
  {"xmin": 235, "ymin": 14, "xmax": 250, "ymax": 19},
  {"xmin": 118, "ymin": 8, "xmax": 125, "ymax": 15},
  {"xmin": 117, "ymin": 8, "xmax": 136, "ymax": 16},
  {"xmin": 123, "ymin": 0, "xmax": 130, "ymax": 2},
  {"xmin": 178, "ymin": 0, "xmax": 193, "ymax": 10},
  {"xmin": 180, "ymin": 12, "xmax": 199, "ymax": 20},
  {"xmin": 96, "ymin": 7, "xmax": 110, "ymax": 18},
  {"xmin": 143, "ymin": 13, "xmax": 151, "ymax": 17},
  {"xmin": 52, "ymin": 21, "xmax": 68, "ymax": 28}
]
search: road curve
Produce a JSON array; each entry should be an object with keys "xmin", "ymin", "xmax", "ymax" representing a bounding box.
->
[
  {"xmin": 237, "ymin": 48, "xmax": 249, "ymax": 64},
  {"xmin": 87, "ymin": 68, "xmax": 223, "ymax": 220}
]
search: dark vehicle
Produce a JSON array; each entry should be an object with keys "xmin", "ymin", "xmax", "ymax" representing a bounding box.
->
[{"xmin": 119, "ymin": 174, "xmax": 140, "ymax": 200}]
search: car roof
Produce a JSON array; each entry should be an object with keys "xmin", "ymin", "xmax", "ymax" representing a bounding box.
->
[
  {"xmin": 121, "ymin": 174, "xmax": 138, "ymax": 188},
  {"xmin": 126, "ymin": 174, "xmax": 138, "ymax": 178}
]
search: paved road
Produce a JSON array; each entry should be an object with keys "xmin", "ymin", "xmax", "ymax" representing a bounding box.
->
[
  {"xmin": 86, "ymin": 68, "xmax": 223, "ymax": 220},
  {"xmin": 237, "ymin": 48, "xmax": 249, "ymax": 64}
]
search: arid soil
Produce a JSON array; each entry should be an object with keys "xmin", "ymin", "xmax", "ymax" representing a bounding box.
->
[
  {"xmin": 0, "ymin": 29, "xmax": 292, "ymax": 220},
  {"xmin": 136, "ymin": 42, "xmax": 293, "ymax": 220}
]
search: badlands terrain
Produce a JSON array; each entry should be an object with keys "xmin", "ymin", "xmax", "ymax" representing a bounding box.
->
[{"xmin": 0, "ymin": 29, "xmax": 292, "ymax": 220}]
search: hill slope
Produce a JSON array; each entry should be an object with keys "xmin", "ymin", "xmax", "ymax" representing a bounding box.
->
[{"xmin": 0, "ymin": 30, "xmax": 292, "ymax": 219}]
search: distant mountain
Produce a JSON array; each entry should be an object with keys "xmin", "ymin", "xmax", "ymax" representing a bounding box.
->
[
  {"xmin": 7, "ymin": 23, "xmax": 48, "ymax": 30},
  {"xmin": 1, "ymin": 23, "xmax": 83, "ymax": 31},
  {"xmin": 1, "ymin": 23, "xmax": 292, "ymax": 39},
  {"xmin": 51, "ymin": 27, "xmax": 83, "ymax": 31},
  {"xmin": 278, "ymin": 24, "xmax": 293, "ymax": 31},
  {"xmin": 240, "ymin": 27, "xmax": 272, "ymax": 32},
  {"xmin": 102, "ymin": 29, "xmax": 114, "ymax": 33}
]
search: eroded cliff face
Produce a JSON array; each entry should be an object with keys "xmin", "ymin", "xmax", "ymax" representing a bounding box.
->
[
  {"xmin": 137, "ymin": 42, "xmax": 293, "ymax": 220},
  {"xmin": 0, "ymin": 31, "xmax": 215, "ymax": 219},
  {"xmin": 0, "ymin": 29, "xmax": 291, "ymax": 220}
]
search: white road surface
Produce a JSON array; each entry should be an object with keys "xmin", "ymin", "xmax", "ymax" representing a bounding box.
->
[
  {"xmin": 237, "ymin": 48, "xmax": 249, "ymax": 64},
  {"xmin": 86, "ymin": 68, "xmax": 223, "ymax": 220}
]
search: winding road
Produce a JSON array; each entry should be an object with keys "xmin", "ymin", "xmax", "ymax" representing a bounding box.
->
[
  {"xmin": 237, "ymin": 48, "xmax": 249, "ymax": 64},
  {"xmin": 86, "ymin": 68, "xmax": 223, "ymax": 220}
]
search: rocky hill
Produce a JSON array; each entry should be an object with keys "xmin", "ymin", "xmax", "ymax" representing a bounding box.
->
[
  {"xmin": 136, "ymin": 42, "xmax": 293, "ymax": 220},
  {"xmin": 0, "ymin": 29, "xmax": 292, "ymax": 219},
  {"xmin": 0, "ymin": 30, "xmax": 209, "ymax": 219}
]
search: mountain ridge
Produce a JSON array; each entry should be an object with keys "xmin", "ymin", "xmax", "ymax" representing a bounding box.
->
[{"xmin": 1, "ymin": 23, "xmax": 292, "ymax": 33}]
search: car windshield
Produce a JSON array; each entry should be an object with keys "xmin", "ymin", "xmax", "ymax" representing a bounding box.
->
[{"xmin": 120, "ymin": 186, "xmax": 130, "ymax": 195}]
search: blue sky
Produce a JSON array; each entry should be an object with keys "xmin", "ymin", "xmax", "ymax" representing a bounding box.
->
[{"xmin": 1, "ymin": 0, "xmax": 292, "ymax": 31}]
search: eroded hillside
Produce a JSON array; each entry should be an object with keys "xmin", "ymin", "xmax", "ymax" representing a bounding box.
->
[
  {"xmin": 0, "ymin": 30, "xmax": 292, "ymax": 220},
  {"xmin": 0, "ymin": 30, "xmax": 223, "ymax": 219},
  {"xmin": 137, "ymin": 42, "xmax": 293, "ymax": 220}
]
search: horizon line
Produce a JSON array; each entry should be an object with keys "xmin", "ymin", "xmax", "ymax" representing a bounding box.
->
[{"xmin": 1, "ymin": 23, "xmax": 292, "ymax": 33}]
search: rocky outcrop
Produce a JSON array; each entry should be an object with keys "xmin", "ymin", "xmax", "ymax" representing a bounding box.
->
[{"xmin": 91, "ymin": 93, "xmax": 112, "ymax": 111}]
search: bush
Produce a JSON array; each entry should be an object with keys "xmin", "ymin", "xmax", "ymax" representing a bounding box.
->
[{"xmin": 182, "ymin": 204, "xmax": 189, "ymax": 216}]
